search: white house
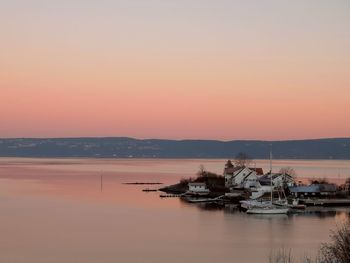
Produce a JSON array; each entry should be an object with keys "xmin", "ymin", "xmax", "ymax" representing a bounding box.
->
[
  {"xmin": 274, "ymin": 173, "xmax": 295, "ymax": 187},
  {"xmin": 224, "ymin": 166, "xmax": 241, "ymax": 188},
  {"xmin": 224, "ymin": 167, "xmax": 264, "ymax": 189},
  {"xmin": 259, "ymin": 173, "xmax": 295, "ymax": 188},
  {"xmin": 187, "ymin": 182, "xmax": 210, "ymax": 196}
]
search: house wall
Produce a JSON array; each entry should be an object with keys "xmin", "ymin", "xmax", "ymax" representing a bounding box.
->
[
  {"xmin": 234, "ymin": 168, "xmax": 258, "ymax": 186},
  {"xmin": 225, "ymin": 168, "xmax": 259, "ymax": 189},
  {"xmin": 224, "ymin": 174, "xmax": 233, "ymax": 188},
  {"xmin": 243, "ymin": 173, "xmax": 259, "ymax": 188},
  {"xmin": 188, "ymin": 185, "xmax": 206, "ymax": 192},
  {"xmin": 273, "ymin": 175, "xmax": 294, "ymax": 187}
]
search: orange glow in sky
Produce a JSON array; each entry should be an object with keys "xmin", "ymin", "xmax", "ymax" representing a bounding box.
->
[{"xmin": 1, "ymin": 1, "xmax": 349, "ymax": 140}]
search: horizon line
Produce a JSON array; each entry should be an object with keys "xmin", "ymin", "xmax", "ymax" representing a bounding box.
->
[{"xmin": 0, "ymin": 136, "xmax": 349, "ymax": 142}]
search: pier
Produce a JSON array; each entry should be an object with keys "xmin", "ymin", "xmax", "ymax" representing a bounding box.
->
[{"xmin": 302, "ymin": 198, "xmax": 350, "ymax": 207}]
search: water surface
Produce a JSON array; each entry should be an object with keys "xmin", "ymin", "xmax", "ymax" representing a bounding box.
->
[{"xmin": 0, "ymin": 158, "xmax": 349, "ymax": 263}]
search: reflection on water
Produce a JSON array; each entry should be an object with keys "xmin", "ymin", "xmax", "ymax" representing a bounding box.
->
[
  {"xmin": 184, "ymin": 200, "xmax": 350, "ymax": 220},
  {"xmin": 193, "ymin": 202, "xmax": 226, "ymax": 211},
  {"xmin": 0, "ymin": 158, "xmax": 349, "ymax": 263}
]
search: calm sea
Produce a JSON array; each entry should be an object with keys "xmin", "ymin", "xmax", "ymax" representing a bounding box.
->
[{"xmin": 0, "ymin": 158, "xmax": 349, "ymax": 263}]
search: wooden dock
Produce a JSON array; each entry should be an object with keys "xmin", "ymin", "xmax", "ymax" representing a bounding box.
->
[
  {"xmin": 159, "ymin": 194, "xmax": 182, "ymax": 198},
  {"xmin": 142, "ymin": 189, "xmax": 158, "ymax": 192},
  {"xmin": 302, "ymin": 198, "xmax": 350, "ymax": 207},
  {"xmin": 124, "ymin": 182, "xmax": 163, "ymax": 185},
  {"xmin": 185, "ymin": 195, "xmax": 225, "ymax": 203}
]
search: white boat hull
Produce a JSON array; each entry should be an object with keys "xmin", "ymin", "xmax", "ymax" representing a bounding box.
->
[
  {"xmin": 246, "ymin": 207, "xmax": 289, "ymax": 214},
  {"xmin": 240, "ymin": 200, "xmax": 271, "ymax": 209}
]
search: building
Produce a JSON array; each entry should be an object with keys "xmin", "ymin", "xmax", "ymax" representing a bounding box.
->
[
  {"xmin": 289, "ymin": 184, "xmax": 338, "ymax": 198},
  {"xmin": 224, "ymin": 166, "xmax": 242, "ymax": 187},
  {"xmin": 259, "ymin": 173, "xmax": 295, "ymax": 187},
  {"xmin": 224, "ymin": 166, "xmax": 264, "ymax": 189},
  {"xmin": 187, "ymin": 182, "xmax": 210, "ymax": 195}
]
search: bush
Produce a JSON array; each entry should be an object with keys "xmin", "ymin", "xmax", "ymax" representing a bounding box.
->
[
  {"xmin": 179, "ymin": 177, "xmax": 193, "ymax": 186},
  {"xmin": 269, "ymin": 248, "xmax": 295, "ymax": 263},
  {"xmin": 270, "ymin": 220, "xmax": 350, "ymax": 263},
  {"xmin": 321, "ymin": 220, "xmax": 350, "ymax": 263},
  {"xmin": 309, "ymin": 178, "xmax": 329, "ymax": 184}
]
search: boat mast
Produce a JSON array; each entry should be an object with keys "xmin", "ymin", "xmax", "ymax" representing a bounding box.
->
[{"xmin": 270, "ymin": 144, "xmax": 273, "ymax": 204}]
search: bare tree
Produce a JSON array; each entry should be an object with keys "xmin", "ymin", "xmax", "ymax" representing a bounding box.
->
[
  {"xmin": 197, "ymin": 164, "xmax": 206, "ymax": 177},
  {"xmin": 225, "ymin": 160, "xmax": 234, "ymax": 168},
  {"xmin": 269, "ymin": 248, "xmax": 295, "ymax": 263},
  {"xmin": 233, "ymin": 152, "xmax": 252, "ymax": 168},
  {"xmin": 269, "ymin": 248, "xmax": 322, "ymax": 263},
  {"xmin": 321, "ymin": 220, "xmax": 350, "ymax": 263},
  {"xmin": 279, "ymin": 167, "xmax": 297, "ymax": 178}
]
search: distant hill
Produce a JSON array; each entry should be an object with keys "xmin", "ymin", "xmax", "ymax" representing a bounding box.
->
[{"xmin": 0, "ymin": 137, "xmax": 349, "ymax": 159}]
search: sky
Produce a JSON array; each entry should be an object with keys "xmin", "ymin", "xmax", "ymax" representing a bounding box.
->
[{"xmin": 1, "ymin": 0, "xmax": 349, "ymax": 140}]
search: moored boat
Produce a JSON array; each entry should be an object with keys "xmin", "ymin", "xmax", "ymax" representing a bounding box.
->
[
  {"xmin": 273, "ymin": 198, "xmax": 306, "ymax": 210},
  {"xmin": 240, "ymin": 199, "xmax": 271, "ymax": 209},
  {"xmin": 246, "ymin": 146, "xmax": 290, "ymax": 215},
  {"xmin": 185, "ymin": 195, "xmax": 224, "ymax": 203},
  {"xmin": 246, "ymin": 206, "xmax": 289, "ymax": 214}
]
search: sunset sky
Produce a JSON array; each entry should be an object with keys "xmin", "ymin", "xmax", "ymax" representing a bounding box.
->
[{"xmin": 1, "ymin": 0, "xmax": 349, "ymax": 140}]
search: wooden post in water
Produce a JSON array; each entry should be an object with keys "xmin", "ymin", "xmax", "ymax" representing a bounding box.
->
[{"xmin": 100, "ymin": 174, "xmax": 103, "ymax": 192}]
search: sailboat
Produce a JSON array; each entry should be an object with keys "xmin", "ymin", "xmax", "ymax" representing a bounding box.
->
[
  {"xmin": 273, "ymin": 185, "xmax": 306, "ymax": 210},
  {"xmin": 246, "ymin": 146, "xmax": 289, "ymax": 215},
  {"xmin": 240, "ymin": 199, "xmax": 271, "ymax": 210}
]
